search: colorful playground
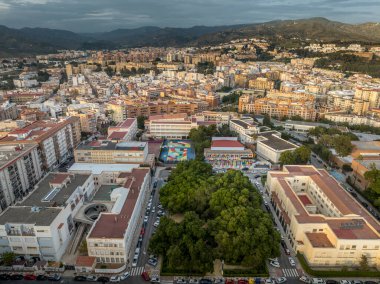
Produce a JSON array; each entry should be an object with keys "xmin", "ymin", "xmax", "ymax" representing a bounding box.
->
[{"xmin": 159, "ymin": 140, "xmax": 195, "ymax": 163}]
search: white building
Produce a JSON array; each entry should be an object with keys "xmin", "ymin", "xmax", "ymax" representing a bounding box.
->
[
  {"xmin": 229, "ymin": 119, "xmax": 259, "ymax": 144},
  {"xmin": 284, "ymin": 120, "xmax": 330, "ymax": 133},
  {"xmin": 0, "ymin": 173, "xmax": 95, "ymax": 261},
  {"xmin": 256, "ymin": 131, "xmax": 298, "ymax": 163},
  {"xmin": 86, "ymin": 168, "xmax": 150, "ymax": 266},
  {"xmin": 0, "ymin": 144, "xmax": 43, "ymax": 213},
  {"xmin": 147, "ymin": 114, "xmax": 199, "ymax": 139},
  {"xmin": 107, "ymin": 118, "xmax": 138, "ymax": 142}
]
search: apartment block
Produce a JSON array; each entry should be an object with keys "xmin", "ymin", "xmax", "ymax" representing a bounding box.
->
[
  {"xmin": 0, "ymin": 173, "xmax": 95, "ymax": 261},
  {"xmin": 0, "ymin": 102, "xmax": 18, "ymax": 121},
  {"xmin": 267, "ymin": 166, "xmax": 380, "ymax": 268},
  {"xmin": 0, "ymin": 117, "xmax": 81, "ymax": 171},
  {"xmin": 0, "ymin": 144, "xmax": 43, "ymax": 212}
]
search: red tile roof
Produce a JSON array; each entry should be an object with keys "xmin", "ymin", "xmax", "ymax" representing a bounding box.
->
[
  {"xmin": 75, "ymin": 256, "xmax": 96, "ymax": 267},
  {"xmin": 108, "ymin": 131, "xmax": 128, "ymax": 140},
  {"xmin": 211, "ymin": 140, "xmax": 244, "ymax": 148}
]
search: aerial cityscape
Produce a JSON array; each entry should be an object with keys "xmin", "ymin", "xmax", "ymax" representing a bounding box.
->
[{"xmin": 0, "ymin": 0, "xmax": 380, "ymax": 283}]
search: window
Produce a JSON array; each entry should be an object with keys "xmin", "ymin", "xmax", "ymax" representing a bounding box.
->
[{"xmin": 352, "ymin": 245, "xmax": 356, "ymax": 250}]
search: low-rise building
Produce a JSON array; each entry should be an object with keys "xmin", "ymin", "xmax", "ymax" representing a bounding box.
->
[
  {"xmin": 284, "ymin": 120, "xmax": 330, "ymax": 133},
  {"xmin": 107, "ymin": 118, "xmax": 137, "ymax": 142},
  {"xmin": 229, "ymin": 119, "xmax": 259, "ymax": 144},
  {"xmin": 0, "ymin": 172, "xmax": 95, "ymax": 261},
  {"xmin": 266, "ymin": 165, "xmax": 380, "ymax": 268},
  {"xmin": 256, "ymin": 131, "xmax": 298, "ymax": 163},
  {"xmin": 204, "ymin": 137, "xmax": 254, "ymax": 169}
]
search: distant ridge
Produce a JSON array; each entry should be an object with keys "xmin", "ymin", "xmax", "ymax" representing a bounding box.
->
[{"xmin": 1, "ymin": 18, "xmax": 380, "ymax": 56}]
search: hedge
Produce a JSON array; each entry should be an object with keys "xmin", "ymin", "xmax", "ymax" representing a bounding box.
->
[
  {"xmin": 297, "ymin": 253, "xmax": 380, "ymax": 278},
  {"xmin": 223, "ymin": 269, "xmax": 268, "ymax": 277}
]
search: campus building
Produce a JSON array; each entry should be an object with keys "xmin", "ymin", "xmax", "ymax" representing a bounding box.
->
[
  {"xmin": 86, "ymin": 168, "xmax": 150, "ymax": 266},
  {"xmin": 0, "ymin": 173, "xmax": 95, "ymax": 261},
  {"xmin": 204, "ymin": 137, "xmax": 254, "ymax": 169},
  {"xmin": 229, "ymin": 119, "xmax": 259, "ymax": 144},
  {"xmin": 107, "ymin": 118, "xmax": 138, "ymax": 142},
  {"xmin": 256, "ymin": 131, "xmax": 299, "ymax": 164},
  {"xmin": 266, "ymin": 166, "xmax": 380, "ymax": 268}
]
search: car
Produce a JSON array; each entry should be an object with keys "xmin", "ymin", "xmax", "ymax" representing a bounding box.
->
[
  {"xmin": 151, "ymin": 276, "xmax": 161, "ymax": 283},
  {"xmin": 158, "ymin": 204, "xmax": 163, "ymax": 210},
  {"xmin": 10, "ymin": 274, "xmax": 24, "ymax": 280},
  {"xmin": 311, "ymin": 279, "xmax": 325, "ymax": 284},
  {"xmin": 351, "ymin": 281, "xmax": 362, "ymax": 284},
  {"xmin": 110, "ymin": 276, "xmax": 121, "ymax": 282},
  {"xmin": 98, "ymin": 276, "xmax": 110, "ymax": 283},
  {"xmin": 269, "ymin": 260, "xmax": 280, "ymax": 268},
  {"xmin": 299, "ymin": 276, "xmax": 310, "ymax": 283},
  {"xmin": 285, "ymin": 248, "xmax": 290, "ymax": 255},
  {"xmin": 144, "ymin": 216, "xmax": 149, "ymax": 222},
  {"xmin": 362, "ymin": 202, "xmax": 368, "ymax": 208},
  {"xmin": 325, "ymin": 281, "xmax": 338, "ymax": 284},
  {"xmin": 288, "ymin": 257, "xmax": 296, "ymax": 266},
  {"xmin": 363, "ymin": 281, "xmax": 377, "ymax": 284},
  {"xmin": 154, "ymin": 220, "xmax": 160, "ymax": 227},
  {"xmin": 36, "ymin": 274, "xmax": 48, "ymax": 281},
  {"xmin": 120, "ymin": 272, "xmax": 130, "ymax": 280},
  {"xmin": 24, "ymin": 274, "xmax": 37, "ymax": 280},
  {"xmin": 132, "ymin": 257, "xmax": 138, "ymax": 267},
  {"xmin": 189, "ymin": 279, "xmax": 199, "ymax": 284},
  {"xmin": 214, "ymin": 278, "xmax": 224, "ymax": 284},
  {"xmin": 238, "ymin": 279, "xmax": 248, "ymax": 284},
  {"xmin": 0, "ymin": 273, "xmax": 10, "ymax": 280},
  {"xmin": 177, "ymin": 279, "xmax": 188, "ymax": 284},
  {"xmin": 142, "ymin": 272, "xmax": 150, "ymax": 281},
  {"xmin": 275, "ymin": 277, "xmax": 287, "ymax": 284},
  {"xmin": 200, "ymin": 279, "xmax": 212, "ymax": 284},
  {"xmin": 48, "ymin": 274, "xmax": 61, "ymax": 281},
  {"xmin": 339, "ymin": 281, "xmax": 350, "ymax": 284},
  {"xmin": 351, "ymin": 192, "xmax": 358, "ymax": 198},
  {"xmin": 74, "ymin": 275, "xmax": 87, "ymax": 282},
  {"xmin": 148, "ymin": 258, "xmax": 158, "ymax": 266},
  {"xmin": 87, "ymin": 275, "xmax": 98, "ymax": 281},
  {"xmin": 152, "ymin": 207, "xmax": 156, "ymax": 213},
  {"xmin": 97, "ymin": 276, "xmax": 110, "ymax": 282},
  {"xmin": 265, "ymin": 279, "xmax": 275, "ymax": 284}
]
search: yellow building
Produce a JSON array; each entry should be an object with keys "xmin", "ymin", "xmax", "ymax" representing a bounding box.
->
[{"xmin": 266, "ymin": 165, "xmax": 380, "ymax": 268}]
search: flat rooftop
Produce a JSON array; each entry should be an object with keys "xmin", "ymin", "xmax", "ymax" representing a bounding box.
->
[
  {"xmin": 92, "ymin": 185, "xmax": 115, "ymax": 201},
  {"xmin": 258, "ymin": 131, "xmax": 298, "ymax": 151},
  {"xmin": 231, "ymin": 119, "xmax": 257, "ymax": 129},
  {"xmin": 76, "ymin": 140, "xmax": 147, "ymax": 151},
  {"xmin": 0, "ymin": 144, "xmax": 37, "ymax": 170},
  {"xmin": 306, "ymin": 232, "xmax": 334, "ymax": 248},
  {"xmin": 21, "ymin": 173, "xmax": 91, "ymax": 207},
  {"xmin": 0, "ymin": 207, "xmax": 61, "ymax": 226},
  {"xmin": 69, "ymin": 163, "xmax": 139, "ymax": 175}
]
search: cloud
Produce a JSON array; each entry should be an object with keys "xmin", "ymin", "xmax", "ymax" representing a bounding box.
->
[{"xmin": 0, "ymin": 0, "xmax": 378, "ymax": 32}]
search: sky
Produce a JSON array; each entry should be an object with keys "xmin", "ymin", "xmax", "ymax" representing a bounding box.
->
[{"xmin": 0, "ymin": 0, "xmax": 379, "ymax": 33}]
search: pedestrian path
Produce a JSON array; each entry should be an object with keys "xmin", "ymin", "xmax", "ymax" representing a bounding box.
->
[
  {"xmin": 282, "ymin": 268, "xmax": 299, "ymax": 277},
  {"xmin": 129, "ymin": 266, "xmax": 145, "ymax": 276}
]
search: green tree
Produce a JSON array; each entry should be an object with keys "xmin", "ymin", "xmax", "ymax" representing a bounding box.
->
[
  {"xmin": 364, "ymin": 164, "xmax": 380, "ymax": 194},
  {"xmin": 2, "ymin": 251, "xmax": 15, "ymax": 266},
  {"xmin": 279, "ymin": 150, "xmax": 296, "ymax": 165},
  {"xmin": 359, "ymin": 254, "xmax": 370, "ymax": 271},
  {"xmin": 294, "ymin": 146, "xmax": 311, "ymax": 164},
  {"xmin": 137, "ymin": 115, "xmax": 146, "ymax": 130},
  {"xmin": 333, "ymin": 135, "xmax": 353, "ymax": 157}
]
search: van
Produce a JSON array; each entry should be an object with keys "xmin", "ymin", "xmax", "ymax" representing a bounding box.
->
[{"xmin": 312, "ymin": 279, "xmax": 325, "ymax": 284}]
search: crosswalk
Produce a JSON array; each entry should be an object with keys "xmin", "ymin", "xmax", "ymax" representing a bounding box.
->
[
  {"xmin": 282, "ymin": 268, "xmax": 299, "ymax": 277},
  {"xmin": 129, "ymin": 266, "xmax": 145, "ymax": 276}
]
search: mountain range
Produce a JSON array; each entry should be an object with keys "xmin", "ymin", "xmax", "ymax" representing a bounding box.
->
[{"xmin": 1, "ymin": 17, "xmax": 380, "ymax": 57}]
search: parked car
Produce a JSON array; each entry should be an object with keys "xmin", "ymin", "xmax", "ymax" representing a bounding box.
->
[
  {"xmin": 24, "ymin": 274, "xmax": 37, "ymax": 280},
  {"xmin": 142, "ymin": 272, "xmax": 150, "ymax": 282},
  {"xmin": 189, "ymin": 279, "xmax": 199, "ymax": 284},
  {"xmin": 200, "ymin": 279, "xmax": 212, "ymax": 284},
  {"xmin": 110, "ymin": 276, "xmax": 120, "ymax": 282},
  {"xmin": 214, "ymin": 278, "xmax": 224, "ymax": 284},
  {"xmin": 154, "ymin": 220, "xmax": 160, "ymax": 227},
  {"xmin": 148, "ymin": 258, "xmax": 158, "ymax": 266},
  {"xmin": 311, "ymin": 279, "xmax": 325, "ymax": 284},
  {"xmin": 270, "ymin": 260, "xmax": 280, "ymax": 268},
  {"xmin": 87, "ymin": 275, "xmax": 98, "ymax": 281},
  {"xmin": 275, "ymin": 278, "xmax": 287, "ymax": 284},
  {"xmin": 97, "ymin": 276, "xmax": 110, "ymax": 283},
  {"xmin": 48, "ymin": 274, "xmax": 61, "ymax": 281},
  {"xmin": 325, "ymin": 280, "xmax": 338, "ymax": 284},
  {"xmin": 265, "ymin": 279, "xmax": 275, "ymax": 284},
  {"xmin": 0, "ymin": 274, "xmax": 10, "ymax": 280},
  {"xmin": 238, "ymin": 279, "xmax": 248, "ymax": 284},
  {"xmin": 120, "ymin": 272, "xmax": 130, "ymax": 280},
  {"xmin": 285, "ymin": 248, "xmax": 290, "ymax": 255},
  {"xmin": 339, "ymin": 280, "xmax": 350, "ymax": 284},
  {"xmin": 36, "ymin": 274, "xmax": 48, "ymax": 281},
  {"xmin": 74, "ymin": 275, "xmax": 87, "ymax": 282},
  {"xmin": 10, "ymin": 274, "xmax": 24, "ymax": 280},
  {"xmin": 299, "ymin": 276, "xmax": 310, "ymax": 283},
  {"xmin": 151, "ymin": 276, "xmax": 160, "ymax": 283}
]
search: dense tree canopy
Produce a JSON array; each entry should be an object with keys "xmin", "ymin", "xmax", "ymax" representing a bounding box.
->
[
  {"xmin": 150, "ymin": 161, "xmax": 280, "ymax": 274},
  {"xmin": 279, "ymin": 145, "xmax": 311, "ymax": 165}
]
